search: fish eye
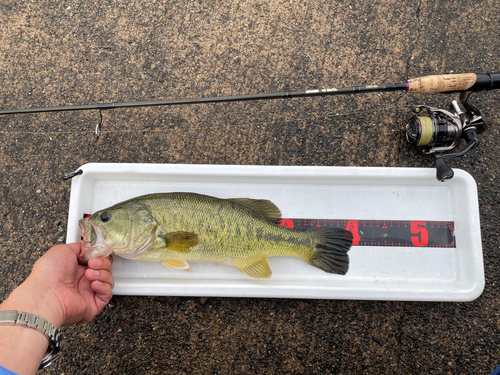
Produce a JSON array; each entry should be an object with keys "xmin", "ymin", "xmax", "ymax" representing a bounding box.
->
[{"xmin": 100, "ymin": 212, "xmax": 110, "ymax": 222}]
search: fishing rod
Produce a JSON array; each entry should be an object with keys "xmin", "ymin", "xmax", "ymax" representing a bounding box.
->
[
  {"xmin": 2, "ymin": 72, "xmax": 500, "ymax": 180},
  {"xmin": 1, "ymin": 73, "xmax": 498, "ymax": 116}
]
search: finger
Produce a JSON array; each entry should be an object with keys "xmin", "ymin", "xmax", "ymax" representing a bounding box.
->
[
  {"xmin": 85, "ymin": 268, "xmax": 115, "ymax": 288},
  {"xmin": 88, "ymin": 257, "xmax": 113, "ymax": 272},
  {"xmin": 90, "ymin": 280, "xmax": 113, "ymax": 309}
]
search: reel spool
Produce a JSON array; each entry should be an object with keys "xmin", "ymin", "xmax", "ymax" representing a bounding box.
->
[{"xmin": 405, "ymin": 92, "xmax": 488, "ymax": 181}]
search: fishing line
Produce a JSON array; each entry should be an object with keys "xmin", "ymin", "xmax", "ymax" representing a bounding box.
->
[{"xmin": 0, "ymin": 103, "xmax": 410, "ymax": 137}]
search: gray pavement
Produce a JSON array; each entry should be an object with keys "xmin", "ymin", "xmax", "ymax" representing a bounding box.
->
[{"xmin": 1, "ymin": 1, "xmax": 499, "ymax": 374}]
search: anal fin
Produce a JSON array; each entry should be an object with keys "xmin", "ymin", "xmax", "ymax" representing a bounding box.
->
[{"xmin": 236, "ymin": 258, "xmax": 272, "ymax": 279}]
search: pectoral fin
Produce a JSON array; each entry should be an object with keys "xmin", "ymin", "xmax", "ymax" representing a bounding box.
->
[
  {"xmin": 162, "ymin": 259, "xmax": 190, "ymax": 269},
  {"xmin": 236, "ymin": 258, "xmax": 272, "ymax": 279},
  {"xmin": 160, "ymin": 231, "xmax": 198, "ymax": 253}
]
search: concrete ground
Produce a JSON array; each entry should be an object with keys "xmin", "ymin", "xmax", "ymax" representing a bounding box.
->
[{"xmin": 1, "ymin": 0, "xmax": 499, "ymax": 373}]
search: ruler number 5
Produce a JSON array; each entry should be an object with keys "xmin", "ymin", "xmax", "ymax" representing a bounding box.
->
[{"xmin": 411, "ymin": 221, "xmax": 429, "ymax": 246}]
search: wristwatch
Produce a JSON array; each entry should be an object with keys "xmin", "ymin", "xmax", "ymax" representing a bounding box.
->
[{"xmin": 0, "ymin": 310, "xmax": 61, "ymax": 369}]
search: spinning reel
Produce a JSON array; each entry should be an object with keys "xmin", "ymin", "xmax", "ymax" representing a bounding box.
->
[{"xmin": 405, "ymin": 91, "xmax": 488, "ymax": 181}]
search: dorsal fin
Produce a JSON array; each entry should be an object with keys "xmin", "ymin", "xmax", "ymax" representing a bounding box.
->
[{"xmin": 229, "ymin": 198, "xmax": 281, "ymax": 221}]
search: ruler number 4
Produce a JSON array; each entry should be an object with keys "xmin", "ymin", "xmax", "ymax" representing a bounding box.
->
[{"xmin": 345, "ymin": 220, "xmax": 361, "ymax": 245}]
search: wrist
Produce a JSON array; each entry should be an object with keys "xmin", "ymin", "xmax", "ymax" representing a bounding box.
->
[
  {"xmin": 0, "ymin": 282, "xmax": 64, "ymax": 373},
  {"xmin": 0, "ymin": 280, "xmax": 63, "ymax": 329},
  {"xmin": 0, "ymin": 323, "xmax": 51, "ymax": 374}
]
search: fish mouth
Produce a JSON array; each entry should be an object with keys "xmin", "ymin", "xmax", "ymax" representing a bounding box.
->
[{"xmin": 78, "ymin": 217, "xmax": 112, "ymax": 263}]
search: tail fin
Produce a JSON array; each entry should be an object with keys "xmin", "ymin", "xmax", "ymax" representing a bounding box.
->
[{"xmin": 307, "ymin": 227, "xmax": 353, "ymax": 275}]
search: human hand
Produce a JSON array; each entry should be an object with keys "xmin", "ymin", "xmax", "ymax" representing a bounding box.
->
[
  {"xmin": 2, "ymin": 243, "xmax": 114, "ymax": 327},
  {"xmin": 0, "ymin": 243, "xmax": 113, "ymax": 374}
]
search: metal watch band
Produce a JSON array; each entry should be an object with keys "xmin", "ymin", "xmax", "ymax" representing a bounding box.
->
[{"xmin": 0, "ymin": 310, "xmax": 61, "ymax": 369}]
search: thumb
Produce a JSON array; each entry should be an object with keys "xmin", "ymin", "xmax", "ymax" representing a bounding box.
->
[{"xmin": 48, "ymin": 242, "xmax": 82, "ymax": 258}]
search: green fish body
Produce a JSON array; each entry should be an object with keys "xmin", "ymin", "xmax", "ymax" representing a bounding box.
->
[{"xmin": 79, "ymin": 193, "xmax": 352, "ymax": 278}]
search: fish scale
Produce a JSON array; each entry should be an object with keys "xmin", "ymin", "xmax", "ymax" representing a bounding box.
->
[{"xmin": 146, "ymin": 194, "xmax": 309, "ymax": 263}]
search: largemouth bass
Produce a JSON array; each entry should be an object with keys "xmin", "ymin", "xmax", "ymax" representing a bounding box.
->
[{"xmin": 79, "ymin": 193, "xmax": 352, "ymax": 278}]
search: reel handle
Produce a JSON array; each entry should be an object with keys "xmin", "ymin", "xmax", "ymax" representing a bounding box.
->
[
  {"xmin": 435, "ymin": 157, "xmax": 454, "ymax": 182},
  {"xmin": 433, "ymin": 129, "xmax": 479, "ymax": 182},
  {"xmin": 407, "ymin": 73, "xmax": 500, "ymax": 94}
]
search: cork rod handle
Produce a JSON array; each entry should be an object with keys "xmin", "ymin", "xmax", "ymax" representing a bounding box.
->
[{"xmin": 407, "ymin": 73, "xmax": 477, "ymax": 93}]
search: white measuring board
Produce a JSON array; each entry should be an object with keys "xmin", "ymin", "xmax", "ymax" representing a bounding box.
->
[{"xmin": 66, "ymin": 163, "xmax": 484, "ymax": 301}]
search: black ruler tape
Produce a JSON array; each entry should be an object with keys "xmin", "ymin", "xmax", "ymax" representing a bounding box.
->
[{"xmin": 277, "ymin": 219, "xmax": 456, "ymax": 248}]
